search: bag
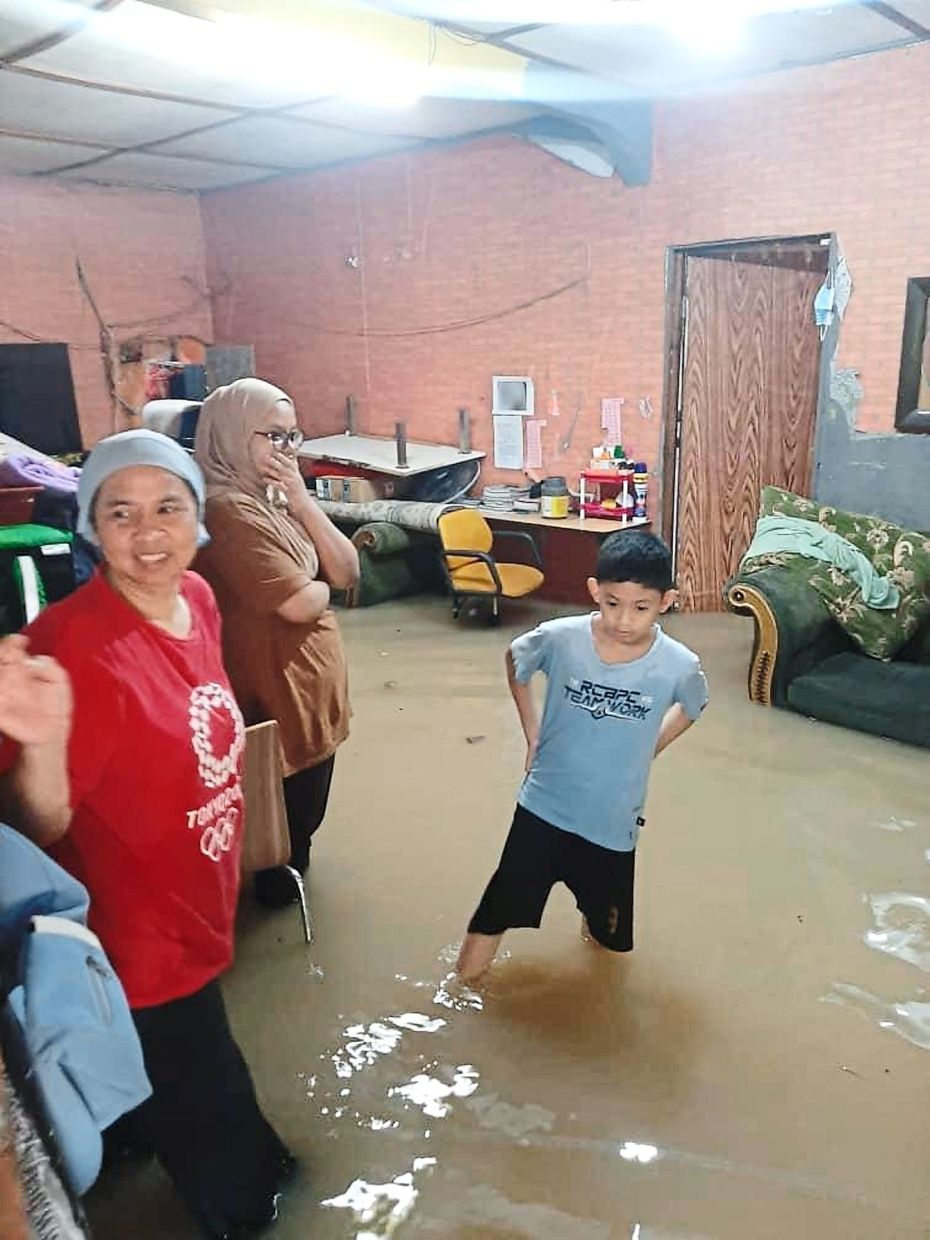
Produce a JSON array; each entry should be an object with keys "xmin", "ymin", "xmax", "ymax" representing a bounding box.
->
[{"xmin": 0, "ymin": 825, "xmax": 151, "ymax": 1196}]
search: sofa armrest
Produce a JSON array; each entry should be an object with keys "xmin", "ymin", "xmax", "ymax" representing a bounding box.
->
[{"xmin": 726, "ymin": 567, "xmax": 851, "ymax": 706}]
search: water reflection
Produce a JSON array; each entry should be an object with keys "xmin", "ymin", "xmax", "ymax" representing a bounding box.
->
[
  {"xmin": 824, "ymin": 982, "xmax": 930, "ymax": 1051},
  {"xmin": 863, "ymin": 892, "xmax": 930, "ymax": 972},
  {"xmin": 619, "ymin": 1141, "xmax": 661, "ymax": 1164},
  {"xmin": 465, "ymin": 1092, "xmax": 555, "ymax": 1139},
  {"xmin": 321, "ymin": 1156, "xmax": 437, "ymax": 1238},
  {"xmin": 388, "ymin": 1063, "xmax": 479, "ymax": 1118},
  {"xmin": 873, "ymin": 817, "xmax": 916, "ymax": 832},
  {"xmin": 432, "ymin": 971, "xmax": 484, "ymax": 1012}
]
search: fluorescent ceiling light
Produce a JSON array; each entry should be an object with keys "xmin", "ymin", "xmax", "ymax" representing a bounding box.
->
[
  {"xmin": 77, "ymin": 1, "xmax": 436, "ymax": 106},
  {"xmin": 412, "ymin": 0, "xmax": 859, "ymax": 28}
]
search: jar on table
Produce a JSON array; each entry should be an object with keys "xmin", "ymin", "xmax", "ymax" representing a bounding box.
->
[{"xmin": 540, "ymin": 476, "xmax": 570, "ymax": 519}]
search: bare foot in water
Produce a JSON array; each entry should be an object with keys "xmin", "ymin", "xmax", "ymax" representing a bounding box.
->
[
  {"xmin": 456, "ymin": 931, "xmax": 503, "ymax": 983},
  {"xmin": 580, "ymin": 917, "xmax": 608, "ymax": 948}
]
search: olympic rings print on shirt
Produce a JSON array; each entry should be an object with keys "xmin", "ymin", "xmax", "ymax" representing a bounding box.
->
[{"xmin": 188, "ymin": 682, "xmax": 245, "ymax": 790}]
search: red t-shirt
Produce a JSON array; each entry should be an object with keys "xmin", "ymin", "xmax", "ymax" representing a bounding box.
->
[{"xmin": 0, "ymin": 570, "xmax": 244, "ymax": 1009}]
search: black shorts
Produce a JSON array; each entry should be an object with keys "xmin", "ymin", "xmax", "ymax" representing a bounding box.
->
[{"xmin": 467, "ymin": 804, "xmax": 636, "ymax": 952}]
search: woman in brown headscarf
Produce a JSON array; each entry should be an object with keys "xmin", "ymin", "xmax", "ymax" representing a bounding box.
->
[{"xmin": 194, "ymin": 379, "xmax": 359, "ymax": 908}]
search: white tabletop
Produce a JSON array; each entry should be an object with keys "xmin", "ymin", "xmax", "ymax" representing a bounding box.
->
[{"xmin": 298, "ymin": 433, "xmax": 485, "ymax": 478}]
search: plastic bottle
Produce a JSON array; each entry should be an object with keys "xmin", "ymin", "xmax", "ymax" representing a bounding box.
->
[{"xmin": 633, "ymin": 463, "xmax": 648, "ymax": 519}]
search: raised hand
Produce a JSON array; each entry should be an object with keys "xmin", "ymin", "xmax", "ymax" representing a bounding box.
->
[
  {"xmin": 0, "ymin": 636, "xmax": 72, "ymax": 748},
  {"xmin": 263, "ymin": 450, "xmax": 311, "ymax": 515}
]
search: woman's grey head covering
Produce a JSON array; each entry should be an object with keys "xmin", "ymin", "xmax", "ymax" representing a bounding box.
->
[{"xmin": 77, "ymin": 428, "xmax": 208, "ymax": 547}]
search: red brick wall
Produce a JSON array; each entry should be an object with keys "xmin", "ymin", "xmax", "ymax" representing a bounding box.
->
[
  {"xmin": 0, "ymin": 177, "xmax": 212, "ymax": 447},
  {"xmin": 201, "ymin": 40, "xmax": 930, "ymax": 491}
]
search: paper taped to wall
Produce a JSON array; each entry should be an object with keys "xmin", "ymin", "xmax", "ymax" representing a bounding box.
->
[
  {"xmin": 525, "ymin": 419, "xmax": 546, "ymax": 470},
  {"xmin": 601, "ymin": 397, "xmax": 623, "ymax": 447},
  {"xmin": 493, "ymin": 415, "xmax": 524, "ymax": 470}
]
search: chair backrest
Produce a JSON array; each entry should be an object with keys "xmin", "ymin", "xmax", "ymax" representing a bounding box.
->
[
  {"xmin": 438, "ymin": 509, "xmax": 493, "ymax": 572},
  {"xmin": 240, "ymin": 721, "xmax": 290, "ymax": 874}
]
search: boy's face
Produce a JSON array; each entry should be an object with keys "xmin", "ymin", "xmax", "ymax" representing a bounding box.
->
[{"xmin": 586, "ymin": 577, "xmax": 676, "ymax": 647}]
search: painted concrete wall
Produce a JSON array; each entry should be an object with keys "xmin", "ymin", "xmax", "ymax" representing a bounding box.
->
[{"xmin": 816, "ymin": 368, "xmax": 930, "ymax": 532}]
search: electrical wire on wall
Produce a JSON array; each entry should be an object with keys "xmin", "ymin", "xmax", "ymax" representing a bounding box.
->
[
  {"xmin": 298, "ymin": 245, "xmax": 591, "ymax": 340},
  {"xmin": 1, "ymin": 264, "xmax": 218, "ymax": 431}
]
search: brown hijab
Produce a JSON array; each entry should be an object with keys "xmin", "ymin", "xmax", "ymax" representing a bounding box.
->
[{"xmin": 194, "ymin": 378, "xmax": 316, "ymax": 573}]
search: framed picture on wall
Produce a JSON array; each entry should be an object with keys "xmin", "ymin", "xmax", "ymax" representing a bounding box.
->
[{"xmin": 894, "ymin": 276, "xmax": 930, "ymax": 433}]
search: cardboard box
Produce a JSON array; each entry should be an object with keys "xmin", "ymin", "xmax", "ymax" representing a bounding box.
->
[{"xmin": 315, "ymin": 475, "xmax": 391, "ymax": 503}]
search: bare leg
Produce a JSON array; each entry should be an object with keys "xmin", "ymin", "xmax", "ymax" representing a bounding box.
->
[{"xmin": 456, "ymin": 932, "xmax": 503, "ymax": 982}]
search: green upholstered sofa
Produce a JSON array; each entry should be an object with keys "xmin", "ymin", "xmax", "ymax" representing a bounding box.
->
[{"xmin": 726, "ymin": 565, "xmax": 930, "ymax": 747}]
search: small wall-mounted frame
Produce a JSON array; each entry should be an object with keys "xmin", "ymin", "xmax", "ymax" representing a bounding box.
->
[
  {"xmin": 492, "ymin": 375, "xmax": 534, "ymax": 416},
  {"xmin": 894, "ymin": 276, "xmax": 930, "ymax": 433}
]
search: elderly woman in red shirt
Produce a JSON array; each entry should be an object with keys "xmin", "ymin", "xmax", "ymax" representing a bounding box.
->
[{"xmin": 0, "ymin": 429, "xmax": 294, "ymax": 1239}]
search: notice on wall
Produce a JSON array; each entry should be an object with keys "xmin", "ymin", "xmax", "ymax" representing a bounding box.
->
[
  {"xmin": 492, "ymin": 415, "xmax": 525, "ymax": 470},
  {"xmin": 601, "ymin": 397, "xmax": 624, "ymax": 447},
  {"xmin": 524, "ymin": 418, "xmax": 546, "ymax": 471}
]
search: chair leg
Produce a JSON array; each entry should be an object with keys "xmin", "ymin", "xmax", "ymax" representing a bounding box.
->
[{"xmin": 285, "ymin": 865, "xmax": 314, "ymax": 945}]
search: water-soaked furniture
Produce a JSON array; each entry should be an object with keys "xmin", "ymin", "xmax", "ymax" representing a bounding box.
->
[
  {"xmin": 437, "ymin": 508, "xmax": 544, "ymax": 622},
  {"xmin": 726, "ymin": 565, "xmax": 930, "ymax": 747},
  {"xmin": 340, "ymin": 521, "xmax": 445, "ymax": 607}
]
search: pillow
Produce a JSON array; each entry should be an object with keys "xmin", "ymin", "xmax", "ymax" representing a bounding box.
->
[{"xmin": 759, "ymin": 487, "xmax": 930, "ymax": 659}]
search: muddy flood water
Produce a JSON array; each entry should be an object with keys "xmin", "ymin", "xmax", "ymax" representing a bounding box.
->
[{"xmin": 87, "ymin": 598, "xmax": 930, "ymax": 1239}]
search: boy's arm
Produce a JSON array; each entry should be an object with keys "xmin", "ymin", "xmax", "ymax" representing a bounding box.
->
[
  {"xmin": 654, "ymin": 703, "xmax": 693, "ymax": 756},
  {"xmin": 506, "ymin": 648, "xmax": 541, "ymax": 771},
  {"xmin": 656, "ymin": 656, "xmax": 708, "ymax": 756}
]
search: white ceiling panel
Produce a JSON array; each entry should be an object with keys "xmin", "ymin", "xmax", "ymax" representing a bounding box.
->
[
  {"xmin": 289, "ymin": 96, "xmax": 540, "ymax": 139},
  {"xmin": 0, "ymin": 131, "xmax": 107, "ymax": 173},
  {"xmin": 350, "ymin": 0, "xmax": 533, "ymax": 35},
  {"xmin": 155, "ymin": 114, "xmax": 421, "ymax": 169},
  {"xmin": 507, "ymin": 6, "xmax": 912, "ymax": 91},
  {"xmin": 0, "ymin": 70, "xmax": 235, "ymax": 146},
  {"xmin": 22, "ymin": 1, "xmax": 323, "ymax": 108},
  {"xmin": 55, "ymin": 150, "xmax": 279, "ymax": 190},
  {"xmin": 888, "ymin": 0, "xmax": 930, "ymax": 25},
  {"xmin": 0, "ymin": 0, "xmax": 100, "ymax": 59}
]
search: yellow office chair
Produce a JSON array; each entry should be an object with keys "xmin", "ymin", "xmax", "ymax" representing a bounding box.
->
[{"xmin": 438, "ymin": 508, "xmax": 544, "ymax": 622}]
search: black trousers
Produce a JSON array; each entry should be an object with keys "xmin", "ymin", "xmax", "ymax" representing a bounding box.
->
[
  {"xmin": 106, "ymin": 981, "xmax": 291, "ymax": 1238},
  {"xmin": 281, "ymin": 754, "xmax": 336, "ymax": 874}
]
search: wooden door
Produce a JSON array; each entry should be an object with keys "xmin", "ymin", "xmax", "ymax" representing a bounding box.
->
[{"xmin": 675, "ymin": 254, "xmax": 822, "ymax": 611}]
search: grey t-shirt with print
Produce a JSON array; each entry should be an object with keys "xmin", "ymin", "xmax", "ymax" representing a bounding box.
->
[{"xmin": 511, "ymin": 614, "xmax": 708, "ymax": 852}]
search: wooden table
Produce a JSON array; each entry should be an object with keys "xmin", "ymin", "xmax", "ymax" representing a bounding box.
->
[{"xmin": 479, "ymin": 510, "xmax": 652, "ymax": 604}]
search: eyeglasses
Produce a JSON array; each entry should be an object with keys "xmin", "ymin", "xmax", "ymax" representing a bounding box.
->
[{"xmin": 254, "ymin": 429, "xmax": 305, "ymax": 452}]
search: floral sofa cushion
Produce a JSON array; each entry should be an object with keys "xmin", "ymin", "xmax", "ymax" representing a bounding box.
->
[{"xmin": 747, "ymin": 487, "xmax": 930, "ymax": 660}]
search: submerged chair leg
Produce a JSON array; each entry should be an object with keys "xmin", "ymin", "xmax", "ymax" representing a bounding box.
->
[{"xmin": 285, "ymin": 865, "xmax": 314, "ymax": 945}]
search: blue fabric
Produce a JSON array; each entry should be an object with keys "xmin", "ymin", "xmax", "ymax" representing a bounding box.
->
[
  {"xmin": 0, "ymin": 825, "xmax": 151, "ymax": 1195},
  {"xmin": 511, "ymin": 616, "xmax": 708, "ymax": 852},
  {"xmin": 742, "ymin": 515, "xmax": 900, "ymax": 608}
]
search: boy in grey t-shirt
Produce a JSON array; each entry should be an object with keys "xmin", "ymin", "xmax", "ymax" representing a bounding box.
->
[{"xmin": 456, "ymin": 531, "xmax": 708, "ymax": 983}]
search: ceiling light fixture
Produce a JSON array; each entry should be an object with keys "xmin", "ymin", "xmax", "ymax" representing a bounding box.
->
[
  {"xmin": 211, "ymin": 12, "xmax": 431, "ymax": 108},
  {"xmin": 81, "ymin": 1, "xmax": 432, "ymax": 108},
  {"xmin": 420, "ymin": 0, "xmax": 858, "ymax": 30}
]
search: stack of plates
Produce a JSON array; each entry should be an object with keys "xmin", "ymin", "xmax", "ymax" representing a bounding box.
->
[{"xmin": 481, "ymin": 485, "xmax": 517, "ymax": 512}]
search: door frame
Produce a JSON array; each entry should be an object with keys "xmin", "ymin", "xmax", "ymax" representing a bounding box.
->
[{"xmin": 659, "ymin": 233, "xmax": 834, "ymax": 572}]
